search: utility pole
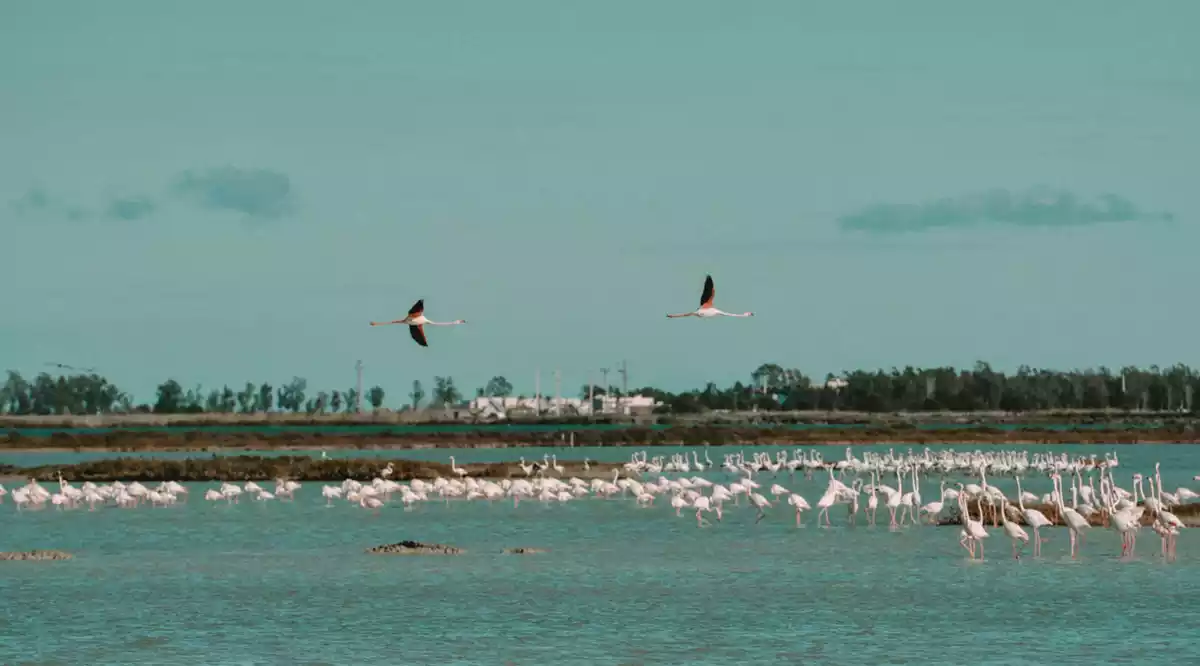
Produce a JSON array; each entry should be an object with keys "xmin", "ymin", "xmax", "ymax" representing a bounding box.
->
[
  {"xmin": 600, "ymin": 367, "xmax": 610, "ymax": 415},
  {"xmin": 534, "ymin": 367, "xmax": 541, "ymax": 417},
  {"xmin": 589, "ymin": 375, "xmax": 595, "ymax": 421},
  {"xmin": 554, "ymin": 368, "xmax": 561, "ymax": 417},
  {"xmin": 355, "ymin": 360, "xmax": 363, "ymax": 413},
  {"xmin": 617, "ymin": 359, "xmax": 628, "ymax": 415}
]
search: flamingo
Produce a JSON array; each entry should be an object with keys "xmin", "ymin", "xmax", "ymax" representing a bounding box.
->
[
  {"xmin": 865, "ymin": 472, "xmax": 879, "ymax": 526},
  {"xmin": 1054, "ymin": 472, "xmax": 1090, "ymax": 559},
  {"xmin": 666, "ymin": 275, "xmax": 753, "ymax": 319},
  {"xmin": 748, "ymin": 492, "xmax": 771, "ymax": 524},
  {"xmin": 999, "ymin": 498, "xmax": 1030, "ymax": 559},
  {"xmin": 359, "ymin": 495, "xmax": 384, "ymax": 514},
  {"xmin": 787, "ymin": 493, "xmax": 810, "ymax": 527},
  {"xmin": 370, "ymin": 299, "xmax": 466, "ymax": 347},
  {"xmin": 958, "ymin": 483, "xmax": 988, "ymax": 559},
  {"xmin": 1014, "ymin": 476, "xmax": 1052, "ymax": 557},
  {"xmin": 694, "ymin": 496, "xmax": 713, "ymax": 527}
]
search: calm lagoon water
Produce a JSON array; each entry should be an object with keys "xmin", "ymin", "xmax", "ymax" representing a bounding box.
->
[{"xmin": 2, "ymin": 443, "xmax": 1198, "ymax": 665}]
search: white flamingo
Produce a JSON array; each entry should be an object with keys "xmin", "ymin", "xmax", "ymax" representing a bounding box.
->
[
  {"xmin": 666, "ymin": 275, "xmax": 754, "ymax": 319},
  {"xmin": 1014, "ymin": 476, "xmax": 1052, "ymax": 557},
  {"xmin": 370, "ymin": 299, "xmax": 466, "ymax": 347}
]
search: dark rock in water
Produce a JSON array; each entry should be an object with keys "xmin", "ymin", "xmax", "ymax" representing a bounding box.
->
[
  {"xmin": 0, "ymin": 550, "xmax": 72, "ymax": 561},
  {"xmin": 366, "ymin": 540, "xmax": 463, "ymax": 555},
  {"xmin": 503, "ymin": 547, "xmax": 548, "ymax": 554}
]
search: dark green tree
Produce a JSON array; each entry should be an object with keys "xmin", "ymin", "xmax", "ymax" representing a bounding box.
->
[
  {"xmin": 367, "ymin": 385, "xmax": 385, "ymax": 410},
  {"xmin": 257, "ymin": 383, "xmax": 274, "ymax": 412},
  {"xmin": 154, "ymin": 379, "xmax": 184, "ymax": 413},
  {"xmin": 485, "ymin": 376, "xmax": 513, "ymax": 398},
  {"xmin": 409, "ymin": 380, "xmax": 425, "ymax": 409},
  {"xmin": 432, "ymin": 376, "xmax": 462, "ymax": 406},
  {"xmin": 237, "ymin": 383, "xmax": 256, "ymax": 412}
]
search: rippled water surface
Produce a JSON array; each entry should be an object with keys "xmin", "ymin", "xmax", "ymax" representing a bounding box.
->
[{"xmin": 2, "ymin": 444, "xmax": 1199, "ymax": 665}]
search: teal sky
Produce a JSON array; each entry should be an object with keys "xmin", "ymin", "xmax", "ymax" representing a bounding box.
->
[{"xmin": 3, "ymin": 1, "xmax": 1199, "ymax": 405}]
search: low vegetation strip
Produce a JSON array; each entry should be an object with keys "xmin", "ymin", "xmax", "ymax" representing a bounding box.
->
[{"xmin": 3, "ymin": 423, "xmax": 1199, "ymax": 452}]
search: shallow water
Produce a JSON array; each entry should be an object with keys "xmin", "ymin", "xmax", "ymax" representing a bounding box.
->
[{"xmin": 2, "ymin": 444, "xmax": 1198, "ymax": 665}]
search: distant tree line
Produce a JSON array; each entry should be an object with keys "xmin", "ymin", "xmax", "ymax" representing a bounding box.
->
[
  {"xmin": 636, "ymin": 362, "xmax": 1200, "ymax": 414},
  {"xmin": 0, "ymin": 371, "xmax": 388, "ymax": 416},
  {"xmin": 2, "ymin": 362, "xmax": 1198, "ymax": 416}
]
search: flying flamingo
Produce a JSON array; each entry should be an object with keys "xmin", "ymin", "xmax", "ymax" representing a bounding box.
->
[
  {"xmin": 666, "ymin": 275, "xmax": 753, "ymax": 319},
  {"xmin": 370, "ymin": 299, "xmax": 466, "ymax": 347}
]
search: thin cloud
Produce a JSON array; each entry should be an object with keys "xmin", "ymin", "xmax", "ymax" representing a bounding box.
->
[
  {"xmin": 9, "ymin": 187, "xmax": 53, "ymax": 214},
  {"xmin": 106, "ymin": 196, "xmax": 156, "ymax": 220},
  {"xmin": 838, "ymin": 188, "xmax": 1173, "ymax": 234},
  {"xmin": 173, "ymin": 166, "xmax": 294, "ymax": 218}
]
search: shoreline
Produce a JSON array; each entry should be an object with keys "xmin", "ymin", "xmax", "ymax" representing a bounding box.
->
[
  {"xmin": 3, "ymin": 438, "xmax": 1200, "ymax": 455},
  {"xmin": 3, "ymin": 409, "xmax": 1199, "ymax": 430},
  {"xmin": 4, "ymin": 422, "xmax": 1200, "ymax": 452},
  {"xmin": 2, "ymin": 457, "xmax": 628, "ymax": 483}
]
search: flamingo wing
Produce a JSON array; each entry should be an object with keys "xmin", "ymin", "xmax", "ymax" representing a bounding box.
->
[
  {"xmin": 409, "ymin": 324, "xmax": 428, "ymax": 347},
  {"xmin": 408, "ymin": 299, "xmax": 425, "ymax": 316},
  {"xmin": 699, "ymin": 275, "xmax": 714, "ymax": 308}
]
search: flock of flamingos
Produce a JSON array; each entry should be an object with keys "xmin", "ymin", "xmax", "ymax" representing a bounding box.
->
[{"xmin": 2, "ymin": 446, "xmax": 1197, "ymax": 562}]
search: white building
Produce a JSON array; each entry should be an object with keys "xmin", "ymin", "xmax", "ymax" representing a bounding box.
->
[{"xmin": 466, "ymin": 394, "xmax": 662, "ymax": 419}]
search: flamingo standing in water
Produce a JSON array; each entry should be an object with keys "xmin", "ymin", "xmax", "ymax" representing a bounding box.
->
[
  {"xmin": 666, "ymin": 275, "xmax": 754, "ymax": 319},
  {"xmin": 1054, "ymin": 472, "xmax": 1090, "ymax": 559},
  {"xmin": 958, "ymin": 483, "xmax": 988, "ymax": 559},
  {"xmin": 370, "ymin": 299, "xmax": 466, "ymax": 347},
  {"xmin": 999, "ymin": 498, "xmax": 1030, "ymax": 559},
  {"xmin": 787, "ymin": 493, "xmax": 810, "ymax": 527},
  {"xmin": 1014, "ymin": 476, "xmax": 1052, "ymax": 557}
]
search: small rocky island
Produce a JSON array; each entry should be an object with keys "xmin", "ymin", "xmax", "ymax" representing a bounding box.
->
[
  {"xmin": 503, "ymin": 547, "xmax": 548, "ymax": 554},
  {"xmin": 366, "ymin": 541, "xmax": 463, "ymax": 555},
  {"xmin": 0, "ymin": 550, "xmax": 73, "ymax": 561}
]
